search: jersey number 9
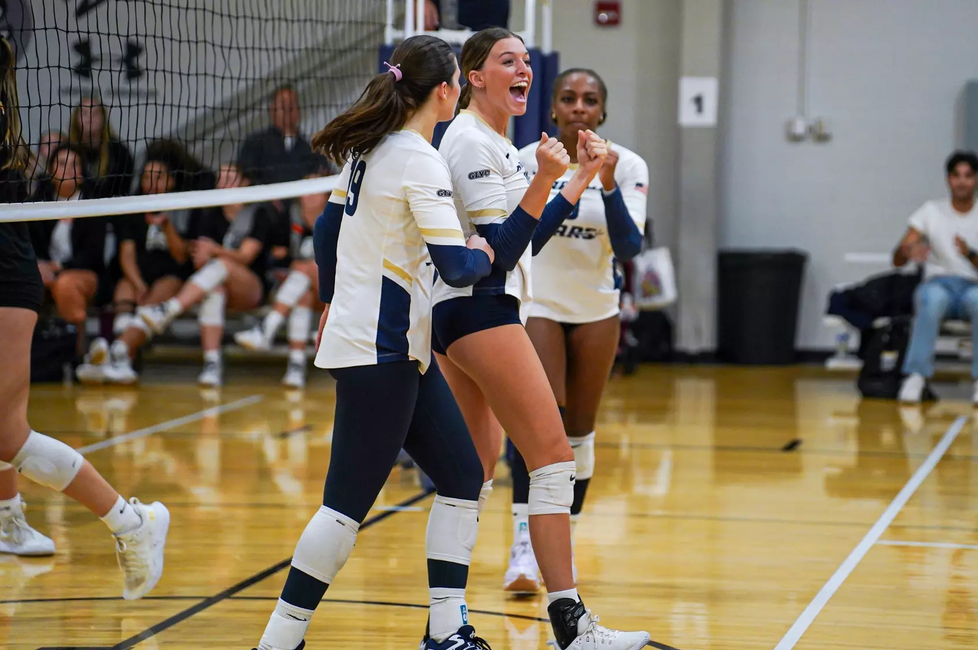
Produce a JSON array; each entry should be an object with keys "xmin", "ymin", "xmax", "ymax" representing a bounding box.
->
[{"xmin": 345, "ymin": 158, "xmax": 367, "ymax": 216}]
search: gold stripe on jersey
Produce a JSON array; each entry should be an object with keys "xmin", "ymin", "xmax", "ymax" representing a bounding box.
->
[
  {"xmin": 467, "ymin": 208, "xmax": 508, "ymax": 219},
  {"xmin": 419, "ymin": 227, "xmax": 466, "ymax": 241},
  {"xmin": 332, "ymin": 189, "xmax": 348, "ymax": 199},
  {"xmin": 383, "ymin": 259, "xmax": 413, "ymax": 286}
]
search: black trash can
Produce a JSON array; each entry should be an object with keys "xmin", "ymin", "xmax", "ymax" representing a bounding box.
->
[{"xmin": 717, "ymin": 250, "xmax": 807, "ymax": 365}]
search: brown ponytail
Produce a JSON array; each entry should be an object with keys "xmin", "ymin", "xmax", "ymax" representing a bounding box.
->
[
  {"xmin": 0, "ymin": 37, "xmax": 28, "ymax": 173},
  {"xmin": 313, "ymin": 35, "xmax": 457, "ymax": 165},
  {"xmin": 458, "ymin": 27, "xmax": 522, "ymax": 111}
]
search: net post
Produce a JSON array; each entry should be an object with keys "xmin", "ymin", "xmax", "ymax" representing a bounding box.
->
[
  {"xmin": 405, "ymin": 0, "xmax": 415, "ymax": 38},
  {"xmin": 417, "ymin": 0, "xmax": 426, "ymax": 34},
  {"xmin": 385, "ymin": 0, "xmax": 396, "ymax": 44},
  {"xmin": 524, "ymin": 0, "xmax": 537, "ymax": 49},
  {"xmin": 541, "ymin": 0, "xmax": 553, "ymax": 54}
]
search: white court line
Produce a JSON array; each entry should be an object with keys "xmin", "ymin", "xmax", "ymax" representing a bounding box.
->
[
  {"xmin": 877, "ymin": 540, "xmax": 978, "ymax": 551},
  {"xmin": 76, "ymin": 395, "xmax": 263, "ymax": 455},
  {"xmin": 773, "ymin": 415, "xmax": 969, "ymax": 650}
]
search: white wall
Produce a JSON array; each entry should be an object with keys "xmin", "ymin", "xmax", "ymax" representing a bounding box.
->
[{"xmin": 721, "ymin": 0, "xmax": 978, "ymax": 349}]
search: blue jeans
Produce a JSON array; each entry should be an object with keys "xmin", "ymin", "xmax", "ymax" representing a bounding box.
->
[{"xmin": 902, "ymin": 275, "xmax": 978, "ymax": 379}]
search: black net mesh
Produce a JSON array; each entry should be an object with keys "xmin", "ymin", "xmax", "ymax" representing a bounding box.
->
[{"xmin": 0, "ymin": 0, "xmax": 385, "ymax": 204}]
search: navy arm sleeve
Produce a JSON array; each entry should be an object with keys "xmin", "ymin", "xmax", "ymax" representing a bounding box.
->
[
  {"xmin": 530, "ymin": 193, "xmax": 576, "ymax": 256},
  {"xmin": 476, "ymin": 207, "xmax": 538, "ymax": 272},
  {"xmin": 602, "ymin": 187, "xmax": 643, "ymax": 261},
  {"xmin": 313, "ymin": 202, "xmax": 343, "ymax": 303},
  {"xmin": 427, "ymin": 244, "xmax": 493, "ymax": 288}
]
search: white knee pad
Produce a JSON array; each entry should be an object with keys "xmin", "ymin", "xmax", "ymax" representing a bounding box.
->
[
  {"xmin": 568, "ymin": 432, "xmax": 595, "ymax": 481},
  {"xmin": 190, "ymin": 259, "xmax": 229, "ymax": 293},
  {"xmin": 478, "ymin": 479, "xmax": 493, "ymax": 517},
  {"xmin": 426, "ymin": 495, "xmax": 479, "ymax": 565},
  {"xmin": 291, "ymin": 505, "xmax": 359, "ymax": 585},
  {"xmin": 528, "ymin": 461, "xmax": 575, "ymax": 516},
  {"xmin": 198, "ymin": 290, "xmax": 226, "ymax": 327},
  {"xmin": 276, "ymin": 271, "xmax": 312, "ymax": 309},
  {"xmin": 131, "ymin": 316, "xmax": 153, "ymax": 337},
  {"xmin": 288, "ymin": 306, "xmax": 313, "ymax": 343},
  {"xmin": 12, "ymin": 430, "xmax": 84, "ymax": 492}
]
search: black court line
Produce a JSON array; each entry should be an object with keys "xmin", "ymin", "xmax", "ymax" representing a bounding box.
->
[{"xmin": 76, "ymin": 489, "xmax": 434, "ymax": 650}]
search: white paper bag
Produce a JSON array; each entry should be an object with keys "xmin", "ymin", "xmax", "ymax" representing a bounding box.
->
[{"xmin": 632, "ymin": 247, "xmax": 677, "ymax": 310}]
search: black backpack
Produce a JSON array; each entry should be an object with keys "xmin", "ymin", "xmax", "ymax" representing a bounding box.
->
[
  {"xmin": 856, "ymin": 316, "xmax": 935, "ymax": 400},
  {"xmin": 30, "ymin": 318, "xmax": 77, "ymax": 383}
]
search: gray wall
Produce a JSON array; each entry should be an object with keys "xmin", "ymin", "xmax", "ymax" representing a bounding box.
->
[{"xmin": 721, "ymin": 0, "xmax": 978, "ymax": 349}]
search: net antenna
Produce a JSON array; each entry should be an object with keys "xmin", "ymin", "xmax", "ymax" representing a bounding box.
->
[
  {"xmin": 2, "ymin": 1, "xmax": 392, "ymax": 222},
  {"xmin": 388, "ymin": 0, "xmax": 553, "ymax": 51}
]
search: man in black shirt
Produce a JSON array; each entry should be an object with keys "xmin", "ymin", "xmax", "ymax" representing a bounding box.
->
[{"xmin": 424, "ymin": 0, "xmax": 510, "ymax": 30}]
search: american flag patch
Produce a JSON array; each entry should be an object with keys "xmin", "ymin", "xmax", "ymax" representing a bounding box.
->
[{"xmin": 635, "ymin": 183, "xmax": 648, "ymax": 195}]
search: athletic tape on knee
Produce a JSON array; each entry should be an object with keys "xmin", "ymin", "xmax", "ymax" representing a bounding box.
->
[
  {"xmin": 288, "ymin": 306, "xmax": 313, "ymax": 343},
  {"xmin": 276, "ymin": 271, "xmax": 312, "ymax": 309},
  {"xmin": 478, "ymin": 479, "xmax": 493, "ymax": 517},
  {"xmin": 198, "ymin": 290, "xmax": 226, "ymax": 327},
  {"xmin": 568, "ymin": 432, "xmax": 596, "ymax": 481},
  {"xmin": 426, "ymin": 495, "xmax": 479, "ymax": 565},
  {"xmin": 190, "ymin": 259, "xmax": 228, "ymax": 292},
  {"xmin": 291, "ymin": 505, "xmax": 359, "ymax": 585},
  {"xmin": 11, "ymin": 430, "xmax": 83, "ymax": 492},
  {"xmin": 528, "ymin": 461, "xmax": 575, "ymax": 516}
]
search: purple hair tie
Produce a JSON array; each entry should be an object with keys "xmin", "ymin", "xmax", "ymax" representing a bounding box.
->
[{"xmin": 383, "ymin": 61, "xmax": 402, "ymax": 82}]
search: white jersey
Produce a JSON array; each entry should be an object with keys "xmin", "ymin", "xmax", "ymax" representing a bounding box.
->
[
  {"xmin": 434, "ymin": 110, "xmax": 532, "ymax": 316},
  {"xmin": 518, "ymin": 141, "xmax": 648, "ymax": 323},
  {"xmin": 314, "ymin": 130, "xmax": 469, "ymax": 373}
]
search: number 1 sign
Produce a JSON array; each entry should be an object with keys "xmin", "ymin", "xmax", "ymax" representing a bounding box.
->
[{"xmin": 678, "ymin": 76, "xmax": 719, "ymax": 128}]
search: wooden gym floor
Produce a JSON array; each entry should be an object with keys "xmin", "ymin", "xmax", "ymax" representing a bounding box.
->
[{"xmin": 2, "ymin": 363, "xmax": 978, "ymax": 649}]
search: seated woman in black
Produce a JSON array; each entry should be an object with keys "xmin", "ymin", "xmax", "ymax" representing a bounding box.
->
[
  {"xmin": 137, "ymin": 163, "xmax": 271, "ymax": 387},
  {"xmin": 30, "ymin": 145, "xmax": 106, "ymax": 354},
  {"xmin": 76, "ymin": 152, "xmax": 197, "ymax": 385}
]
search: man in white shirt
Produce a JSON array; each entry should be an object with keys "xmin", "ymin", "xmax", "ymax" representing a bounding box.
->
[{"xmin": 894, "ymin": 150, "xmax": 978, "ymax": 402}]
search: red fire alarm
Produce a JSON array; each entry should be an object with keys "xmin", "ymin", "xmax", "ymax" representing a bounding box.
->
[{"xmin": 595, "ymin": 1, "xmax": 621, "ymax": 26}]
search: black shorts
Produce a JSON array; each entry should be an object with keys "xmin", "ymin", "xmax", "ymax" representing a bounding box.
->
[
  {"xmin": 431, "ymin": 293, "xmax": 522, "ymax": 356},
  {"xmin": 0, "ymin": 223, "xmax": 44, "ymax": 312}
]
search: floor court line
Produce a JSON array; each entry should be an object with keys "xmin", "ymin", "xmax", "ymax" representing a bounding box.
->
[
  {"xmin": 75, "ymin": 395, "xmax": 263, "ymax": 455},
  {"xmin": 772, "ymin": 414, "xmax": 969, "ymax": 650},
  {"xmin": 876, "ymin": 539, "xmax": 978, "ymax": 551}
]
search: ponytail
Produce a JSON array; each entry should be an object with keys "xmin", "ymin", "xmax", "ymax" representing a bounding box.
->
[
  {"xmin": 458, "ymin": 83, "xmax": 474, "ymax": 111},
  {"xmin": 312, "ymin": 35, "xmax": 457, "ymax": 166},
  {"xmin": 0, "ymin": 37, "xmax": 27, "ymax": 173},
  {"xmin": 312, "ymin": 72, "xmax": 411, "ymax": 165}
]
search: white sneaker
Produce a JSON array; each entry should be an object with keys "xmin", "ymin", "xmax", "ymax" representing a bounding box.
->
[
  {"xmin": 103, "ymin": 340, "xmax": 138, "ymax": 385},
  {"xmin": 282, "ymin": 361, "xmax": 306, "ymax": 389},
  {"xmin": 137, "ymin": 303, "xmax": 177, "ymax": 335},
  {"xmin": 198, "ymin": 359, "xmax": 223, "ymax": 387},
  {"xmin": 0, "ymin": 496, "xmax": 55, "ymax": 557},
  {"xmin": 899, "ymin": 373, "xmax": 925, "ymax": 403},
  {"xmin": 113, "ymin": 498, "xmax": 170, "ymax": 600},
  {"xmin": 551, "ymin": 608, "xmax": 651, "ymax": 650},
  {"xmin": 234, "ymin": 326, "xmax": 270, "ymax": 352},
  {"xmin": 76, "ymin": 337, "xmax": 110, "ymax": 385},
  {"xmin": 504, "ymin": 538, "xmax": 541, "ymax": 594}
]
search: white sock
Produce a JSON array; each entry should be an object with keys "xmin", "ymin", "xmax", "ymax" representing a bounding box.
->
[
  {"xmin": 110, "ymin": 339, "xmax": 129, "ymax": 360},
  {"xmin": 259, "ymin": 599, "xmax": 314, "ymax": 650},
  {"xmin": 289, "ymin": 349, "xmax": 307, "ymax": 365},
  {"xmin": 547, "ymin": 587, "xmax": 579, "ymax": 606},
  {"xmin": 163, "ymin": 297, "xmax": 182, "ymax": 316},
  {"xmin": 101, "ymin": 496, "xmax": 142, "ymax": 535},
  {"xmin": 478, "ymin": 479, "xmax": 493, "ymax": 516},
  {"xmin": 429, "ymin": 587, "xmax": 468, "ymax": 642},
  {"xmin": 262, "ymin": 310, "xmax": 286, "ymax": 345},
  {"xmin": 204, "ymin": 349, "xmax": 222, "ymax": 365},
  {"xmin": 512, "ymin": 503, "xmax": 529, "ymax": 542},
  {"xmin": 0, "ymin": 494, "xmax": 21, "ymax": 513}
]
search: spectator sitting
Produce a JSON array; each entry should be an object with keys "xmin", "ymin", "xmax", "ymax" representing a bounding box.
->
[
  {"xmin": 137, "ymin": 163, "xmax": 272, "ymax": 387},
  {"xmin": 28, "ymin": 130, "xmax": 64, "ymax": 194},
  {"xmin": 76, "ymin": 144, "xmax": 201, "ymax": 385},
  {"xmin": 30, "ymin": 145, "xmax": 106, "ymax": 355},
  {"xmin": 235, "ymin": 175, "xmax": 329, "ymax": 389},
  {"xmin": 236, "ymin": 85, "xmax": 328, "ymax": 187},
  {"xmin": 68, "ymin": 95, "xmax": 135, "ymax": 198},
  {"xmin": 895, "ymin": 150, "xmax": 978, "ymax": 403}
]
